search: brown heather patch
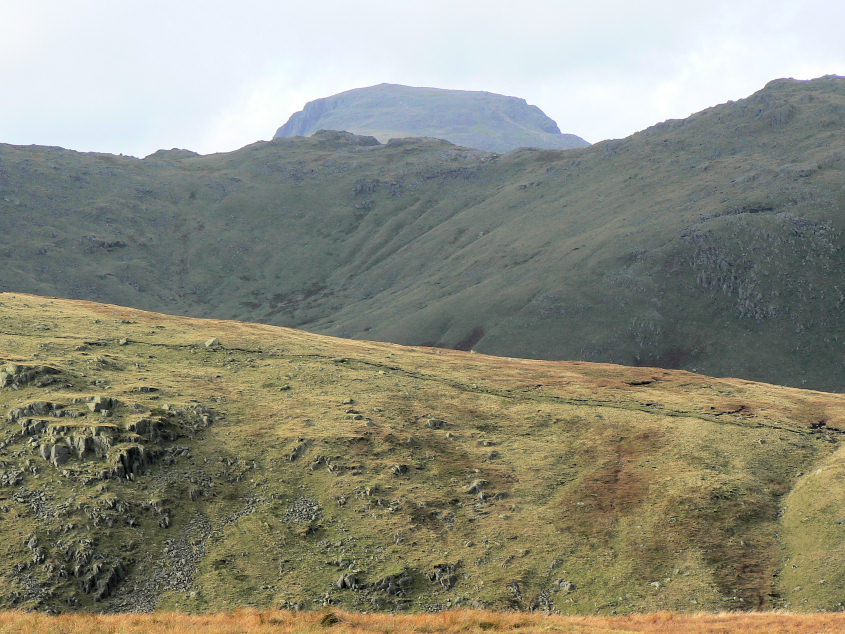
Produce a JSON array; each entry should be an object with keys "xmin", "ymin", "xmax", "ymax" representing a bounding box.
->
[
  {"xmin": 709, "ymin": 399, "xmax": 755, "ymax": 417},
  {"xmin": 681, "ymin": 484, "xmax": 783, "ymax": 609},
  {"xmin": 554, "ymin": 428, "xmax": 662, "ymax": 538}
]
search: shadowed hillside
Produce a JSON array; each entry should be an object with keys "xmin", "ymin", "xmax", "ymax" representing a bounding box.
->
[
  {"xmin": 0, "ymin": 293, "xmax": 842, "ymax": 614},
  {"xmin": 0, "ymin": 76, "xmax": 842, "ymax": 390},
  {"xmin": 273, "ymin": 83, "xmax": 589, "ymax": 152}
]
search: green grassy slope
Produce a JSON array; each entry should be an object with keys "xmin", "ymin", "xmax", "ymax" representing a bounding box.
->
[
  {"xmin": 0, "ymin": 293, "xmax": 842, "ymax": 614},
  {"xmin": 272, "ymin": 83, "xmax": 589, "ymax": 152},
  {"xmin": 0, "ymin": 76, "xmax": 842, "ymax": 391}
]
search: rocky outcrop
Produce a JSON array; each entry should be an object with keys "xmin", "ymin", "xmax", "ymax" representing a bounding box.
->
[
  {"xmin": 429, "ymin": 563, "xmax": 458, "ymax": 590},
  {"xmin": 9, "ymin": 401, "xmax": 64, "ymax": 421},
  {"xmin": 373, "ymin": 571, "xmax": 415, "ymax": 596},
  {"xmin": 0, "ymin": 363, "xmax": 61, "ymax": 389},
  {"xmin": 87, "ymin": 396, "xmax": 117, "ymax": 413},
  {"xmin": 6, "ymin": 396, "xmax": 213, "ymax": 482}
]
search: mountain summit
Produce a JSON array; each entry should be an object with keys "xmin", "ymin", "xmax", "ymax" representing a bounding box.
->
[{"xmin": 273, "ymin": 83, "xmax": 589, "ymax": 152}]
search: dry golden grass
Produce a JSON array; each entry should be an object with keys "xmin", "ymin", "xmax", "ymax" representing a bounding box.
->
[{"xmin": 2, "ymin": 609, "xmax": 845, "ymax": 633}]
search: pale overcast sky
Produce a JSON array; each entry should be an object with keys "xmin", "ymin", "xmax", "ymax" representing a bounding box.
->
[{"xmin": 1, "ymin": 0, "xmax": 842, "ymax": 157}]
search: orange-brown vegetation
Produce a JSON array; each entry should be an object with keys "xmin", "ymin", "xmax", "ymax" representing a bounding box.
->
[{"xmin": 1, "ymin": 609, "xmax": 844, "ymax": 633}]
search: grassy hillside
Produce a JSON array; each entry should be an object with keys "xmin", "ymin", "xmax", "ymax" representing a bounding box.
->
[
  {"xmin": 0, "ymin": 76, "xmax": 842, "ymax": 391},
  {"xmin": 0, "ymin": 293, "xmax": 842, "ymax": 615},
  {"xmin": 273, "ymin": 83, "xmax": 589, "ymax": 152}
]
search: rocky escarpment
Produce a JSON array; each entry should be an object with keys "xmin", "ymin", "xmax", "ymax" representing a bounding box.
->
[
  {"xmin": 273, "ymin": 83, "xmax": 589, "ymax": 152},
  {"xmin": 10, "ymin": 395, "xmax": 211, "ymax": 482}
]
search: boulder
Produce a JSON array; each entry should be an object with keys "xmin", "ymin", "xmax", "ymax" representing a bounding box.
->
[
  {"xmin": 11, "ymin": 401, "xmax": 64, "ymax": 423},
  {"xmin": 553, "ymin": 578, "xmax": 575, "ymax": 593},
  {"xmin": 50, "ymin": 444, "xmax": 70, "ymax": 468},
  {"xmin": 464, "ymin": 479, "xmax": 487, "ymax": 495},
  {"xmin": 10, "ymin": 401, "xmax": 62, "ymax": 421},
  {"xmin": 39, "ymin": 443, "xmax": 52, "ymax": 461},
  {"xmin": 430, "ymin": 563, "xmax": 458, "ymax": 589},
  {"xmin": 92, "ymin": 434, "xmax": 113, "ymax": 456},
  {"xmin": 336, "ymin": 573, "xmax": 363, "ymax": 590},
  {"xmin": 72, "ymin": 435, "xmax": 95, "ymax": 459},
  {"xmin": 112, "ymin": 445, "xmax": 148, "ymax": 478},
  {"xmin": 28, "ymin": 401, "xmax": 57, "ymax": 416},
  {"xmin": 87, "ymin": 396, "xmax": 116, "ymax": 412}
]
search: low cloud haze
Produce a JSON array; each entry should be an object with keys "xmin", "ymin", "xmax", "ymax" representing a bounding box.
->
[{"xmin": 1, "ymin": 0, "xmax": 842, "ymax": 157}]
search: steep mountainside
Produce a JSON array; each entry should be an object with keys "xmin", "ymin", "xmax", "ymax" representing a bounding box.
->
[
  {"xmin": 0, "ymin": 293, "xmax": 842, "ymax": 614},
  {"xmin": 273, "ymin": 83, "xmax": 589, "ymax": 152},
  {"xmin": 0, "ymin": 76, "xmax": 842, "ymax": 390}
]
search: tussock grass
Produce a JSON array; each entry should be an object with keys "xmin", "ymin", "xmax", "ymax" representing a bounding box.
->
[{"xmin": 2, "ymin": 609, "xmax": 844, "ymax": 633}]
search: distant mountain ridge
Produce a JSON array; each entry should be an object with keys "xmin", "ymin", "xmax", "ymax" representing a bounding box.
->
[
  {"xmin": 0, "ymin": 76, "xmax": 842, "ymax": 391},
  {"xmin": 273, "ymin": 83, "xmax": 590, "ymax": 152}
]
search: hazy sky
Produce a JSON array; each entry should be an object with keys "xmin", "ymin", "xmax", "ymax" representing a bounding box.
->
[{"xmin": 1, "ymin": 0, "xmax": 842, "ymax": 157}]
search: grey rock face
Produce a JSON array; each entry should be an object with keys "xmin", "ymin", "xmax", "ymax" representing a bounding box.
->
[{"xmin": 50, "ymin": 444, "xmax": 70, "ymax": 468}]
